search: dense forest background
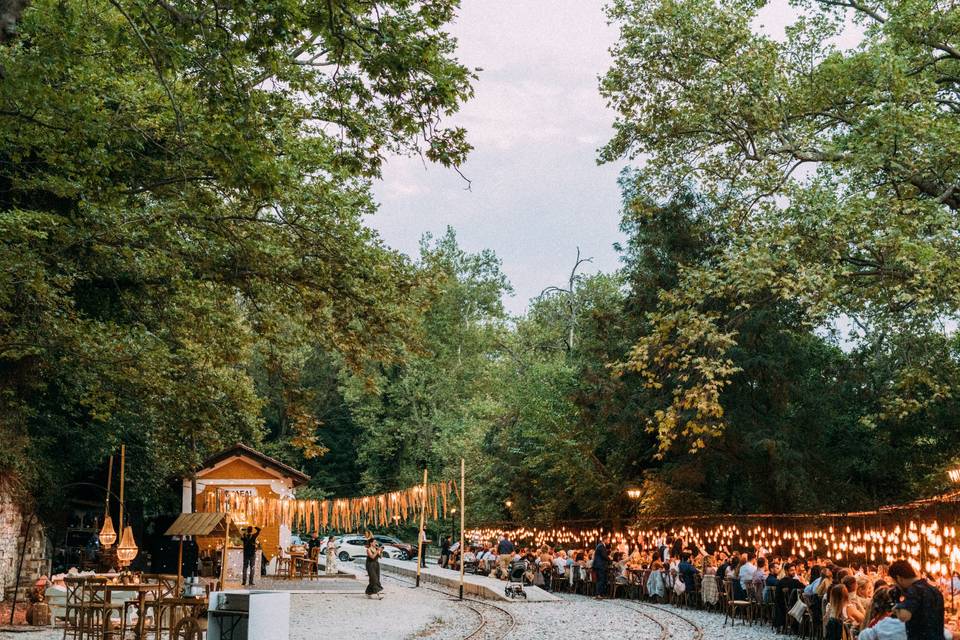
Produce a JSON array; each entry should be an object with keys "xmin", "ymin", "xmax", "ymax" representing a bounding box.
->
[{"xmin": 3, "ymin": 0, "xmax": 960, "ymax": 527}]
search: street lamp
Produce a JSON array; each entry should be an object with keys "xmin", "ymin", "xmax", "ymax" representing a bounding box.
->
[{"xmin": 625, "ymin": 487, "xmax": 642, "ymax": 500}]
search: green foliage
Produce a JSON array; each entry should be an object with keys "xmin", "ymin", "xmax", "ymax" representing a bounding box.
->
[
  {"xmin": 0, "ymin": 0, "xmax": 473, "ymax": 507},
  {"xmin": 601, "ymin": 0, "xmax": 960, "ymax": 452},
  {"xmin": 339, "ymin": 228, "xmax": 512, "ymax": 499}
]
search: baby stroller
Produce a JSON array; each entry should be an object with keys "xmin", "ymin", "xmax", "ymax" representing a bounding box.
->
[{"xmin": 504, "ymin": 558, "xmax": 528, "ymax": 599}]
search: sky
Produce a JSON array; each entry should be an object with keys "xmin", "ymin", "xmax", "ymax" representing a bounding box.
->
[{"xmin": 367, "ymin": 0, "xmax": 812, "ymax": 316}]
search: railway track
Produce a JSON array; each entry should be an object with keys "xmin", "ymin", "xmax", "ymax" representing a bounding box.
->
[
  {"xmin": 380, "ymin": 571, "xmax": 517, "ymax": 640},
  {"xmin": 610, "ymin": 599, "xmax": 705, "ymax": 640}
]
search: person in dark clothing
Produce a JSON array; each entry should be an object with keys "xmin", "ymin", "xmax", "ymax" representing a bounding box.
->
[
  {"xmin": 671, "ymin": 537, "xmax": 684, "ymax": 559},
  {"xmin": 440, "ymin": 536, "xmax": 452, "ymax": 568},
  {"xmin": 365, "ymin": 538, "xmax": 384, "ymax": 598},
  {"xmin": 774, "ymin": 562, "xmax": 806, "ymax": 630},
  {"xmin": 307, "ymin": 532, "xmax": 322, "ymax": 574},
  {"xmin": 593, "ymin": 536, "xmax": 610, "ymax": 599},
  {"xmin": 497, "ymin": 535, "xmax": 515, "ymax": 555},
  {"xmin": 240, "ymin": 526, "xmax": 261, "ymax": 586},
  {"xmin": 677, "ymin": 553, "xmax": 699, "ymax": 592},
  {"xmin": 891, "ymin": 560, "xmax": 945, "ymax": 640}
]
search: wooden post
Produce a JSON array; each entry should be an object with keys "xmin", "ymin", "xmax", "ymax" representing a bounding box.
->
[
  {"xmin": 119, "ymin": 445, "xmax": 125, "ymax": 535},
  {"xmin": 459, "ymin": 459, "xmax": 465, "ymax": 601},
  {"xmin": 177, "ymin": 539, "xmax": 184, "ymax": 596},
  {"xmin": 220, "ymin": 517, "xmax": 229, "ymax": 590},
  {"xmin": 415, "ymin": 469, "xmax": 428, "ymax": 587},
  {"xmin": 104, "ymin": 455, "xmax": 114, "ymax": 527}
]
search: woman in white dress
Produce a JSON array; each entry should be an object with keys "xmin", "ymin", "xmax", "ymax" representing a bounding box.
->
[{"xmin": 325, "ymin": 536, "xmax": 338, "ymax": 576}]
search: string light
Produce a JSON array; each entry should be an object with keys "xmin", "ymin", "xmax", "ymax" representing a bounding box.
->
[{"xmin": 463, "ymin": 514, "xmax": 960, "ymax": 582}]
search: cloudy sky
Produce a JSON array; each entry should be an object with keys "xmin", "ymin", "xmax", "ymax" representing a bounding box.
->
[{"xmin": 368, "ymin": 0, "xmax": 809, "ymax": 315}]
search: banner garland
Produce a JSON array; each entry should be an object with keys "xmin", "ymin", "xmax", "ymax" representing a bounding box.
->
[{"xmin": 202, "ymin": 480, "xmax": 456, "ymax": 532}]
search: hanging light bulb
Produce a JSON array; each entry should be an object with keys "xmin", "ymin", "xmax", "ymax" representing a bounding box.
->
[{"xmin": 116, "ymin": 525, "xmax": 138, "ymax": 565}]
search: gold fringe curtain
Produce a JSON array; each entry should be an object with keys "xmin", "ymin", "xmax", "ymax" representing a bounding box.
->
[{"xmin": 202, "ymin": 480, "xmax": 457, "ymax": 532}]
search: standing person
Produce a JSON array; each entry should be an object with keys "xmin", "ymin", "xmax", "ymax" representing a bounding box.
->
[
  {"xmin": 890, "ymin": 559, "xmax": 945, "ymax": 640},
  {"xmin": 325, "ymin": 535, "xmax": 338, "ymax": 576},
  {"xmin": 440, "ymin": 536, "xmax": 452, "ymax": 569},
  {"xmin": 594, "ymin": 536, "xmax": 610, "ymax": 600},
  {"xmin": 307, "ymin": 532, "xmax": 322, "ymax": 574},
  {"xmin": 497, "ymin": 534, "xmax": 515, "ymax": 578},
  {"xmin": 240, "ymin": 526, "xmax": 261, "ymax": 587},
  {"xmin": 365, "ymin": 538, "xmax": 384, "ymax": 599}
]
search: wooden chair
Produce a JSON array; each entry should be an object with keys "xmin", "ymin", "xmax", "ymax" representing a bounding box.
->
[
  {"xmin": 275, "ymin": 547, "xmax": 293, "ymax": 579},
  {"xmin": 61, "ymin": 576, "xmax": 89, "ymax": 640},
  {"xmin": 121, "ymin": 574, "xmax": 179, "ymax": 640},
  {"xmin": 722, "ymin": 578, "xmax": 752, "ymax": 626},
  {"xmin": 78, "ymin": 578, "xmax": 122, "ymax": 640},
  {"xmin": 682, "ymin": 572, "xmax": 702, "ymax": 610}
]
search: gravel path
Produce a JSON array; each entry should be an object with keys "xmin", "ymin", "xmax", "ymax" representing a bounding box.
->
[{"xmin": 0, "ymin": 576, "xmax": 788, "ymax": 640}]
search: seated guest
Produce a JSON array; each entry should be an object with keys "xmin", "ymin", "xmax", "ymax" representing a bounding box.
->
[
  {"xmin": 842, "ymin": 575, "xmax": 865, "ymax": 626},
  {"xmin": 804, "ymin": 564, "xmax": 823, "ymax": 595},
  {"xmin": 552, "ymin": 550, "xmax": 567, "ymax": 577},
  {"xmin": 764, "ymin": 562, "xmax": 780, "ymax": 603},
  {"xmin": 859, "ymin": 585, "xmax": 901, "ymax": 637},
  {"xmin": 739, "ymin": 552, "xmax": 757, "ymax": 598},
  {"xmin": 701, "ymin": 556, "xmax": 720, "ymax": 606},
  {"xmin": 855, "ymin": 575, "xmax": 874, "ymax": 616},
  {"xmin": 647, "ymin": 560, "xmax": 667, "ymax": 601},
  {"xmin": 678, "ymin": 553, "xmax": 699, "ymax": 593},
  {"xmin": 775, "ymin": 562, "xmax": 806, "ymax": 630},
  {"xmin": 824, "ymin": 584, "xmax": 849, "ymax": 640}
]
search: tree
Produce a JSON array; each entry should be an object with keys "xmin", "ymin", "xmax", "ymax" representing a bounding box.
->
[
  {"xmin": 341, "ymin": 228, "xmax": 511, "ymax": 495},
  {"xmin": 601, "ymin": 0, "xmax": 960, "ymax": 452},
  {"xmin": 0, "ymin": 0, "xmax": 474, "ymax": 505}
]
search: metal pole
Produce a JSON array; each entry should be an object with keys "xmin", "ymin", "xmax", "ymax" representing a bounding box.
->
[
  {"xmin": 459, "ymin": 459, "xmax": 465, "ymax": 601},
  {"xmin": 8, "ymin": 512, "xmax": 35, "ymax": 625},
  {"xmin": 416, "ymin": 469, "xmax": 428, "ymax": 587}
]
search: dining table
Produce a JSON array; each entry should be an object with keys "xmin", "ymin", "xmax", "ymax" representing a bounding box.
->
[{"xmin": 88, "ymin": 582, "xmax": 164, "ymax": 640}]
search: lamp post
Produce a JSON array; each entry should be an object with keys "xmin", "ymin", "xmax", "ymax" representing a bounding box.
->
[{"xmin": 450, "ymin": 507, "xmax": 457, "ymax": 540}]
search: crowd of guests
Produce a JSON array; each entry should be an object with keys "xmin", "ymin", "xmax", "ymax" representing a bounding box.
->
[{"xmin": 439, "ymin": 533, "xmax": 952, "ymax": 640}]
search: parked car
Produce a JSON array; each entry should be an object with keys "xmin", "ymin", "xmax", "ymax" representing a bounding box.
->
[
  {"xmin": 372, "ymin": 535, "xmax": 416, "ymax": 560},
  {"xmin": 334, "ymin": 535, "xmax": 405, "ymax": 562}
]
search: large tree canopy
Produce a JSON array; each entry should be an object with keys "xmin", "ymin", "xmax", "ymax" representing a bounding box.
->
[
  {"xmin": 0, "ymin": 0, "xmax": 473, "ymax": 503},
  {"xmin": 601, "ymin": 0, "xmax": 960, "ymax": 454}
]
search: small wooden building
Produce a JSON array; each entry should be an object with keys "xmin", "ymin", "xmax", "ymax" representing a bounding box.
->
[{"xmin": 181, "ymin": 444, "xmax": 310, "ymax": 576}]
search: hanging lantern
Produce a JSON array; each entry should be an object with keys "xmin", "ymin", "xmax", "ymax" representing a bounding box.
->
[
  {"xmin": 116, "ymin": 526, "xmax": 138, "ymax": 565},
  {"xmin": 98, "ymin": 515, "xmax": 117, "ymax": 548}
]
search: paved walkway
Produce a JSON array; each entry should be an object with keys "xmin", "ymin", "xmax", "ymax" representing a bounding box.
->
[{"xmin": 376, "ymin": 558, "xmax": 559, "ymax": 602}]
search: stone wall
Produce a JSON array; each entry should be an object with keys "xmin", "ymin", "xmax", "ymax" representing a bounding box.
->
[{"xmin": 0, "ymin": 487, "xmax": 24, "ymax": 600}]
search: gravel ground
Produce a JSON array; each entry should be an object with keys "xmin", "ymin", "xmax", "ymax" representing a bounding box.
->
[{"xmin": 0, "ymin": 576, "xmax": 789, "ymax": 640}]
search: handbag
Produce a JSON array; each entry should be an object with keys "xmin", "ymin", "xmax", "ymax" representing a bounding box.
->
[
  {"xmin": 788, "ymin": 597, "xmax": 808, "ymax": 622},
  {"xmin": 674, "ymin": 576, "xmax": 687, "ymax": 594}
]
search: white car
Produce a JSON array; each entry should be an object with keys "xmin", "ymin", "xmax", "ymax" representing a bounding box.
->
[{"xmin": 333, "ymin": 535, "xmax": 405, "ymax": 562}]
